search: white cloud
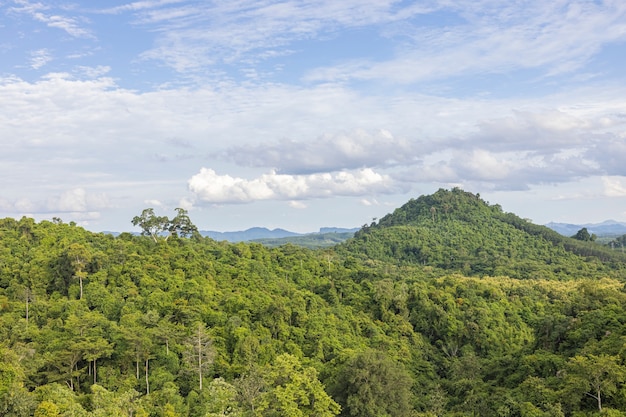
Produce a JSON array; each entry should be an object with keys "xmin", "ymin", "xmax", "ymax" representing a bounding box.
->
[
  {"xmin": 306, "ymin": 1, "xmax": 626, "ymax": 84},
  {"xmin": 98, "ymin": 0, "xmax": 186, "ymax": 14},
  {"xmin": 131, "ymin": 0, "xmax": 433, "ymax": 74},
  {"xmin": 225, "ymin": 129, "xmax": 417, "ymax": 173},
  {"xmin": 144, "ymin": 199, "xmax": 163, "ymax": 207},
  {"xmin": 30, "ymin": 49, "xmax": 52, "ymax": 69},
  {"xmin": 46, "ymin": 188, "xmax": 110, "ymax": 213},
  {"xmin": 188, "ymin": 168, "xmax": 398, "ymax": 204},
  {"xmin": 603, "ymin": 176, "xmax": 626, "ymax": 197},
  {"xmin": 289, "ymin": 201, "xmax": 307, "ymax": 209},
  {"xmin": 0, "ymin": 188, "xmax": 109, "ymax": 224},
  {"xmin": 360, "ymin": 198, "xmax": 379, "ymax": 206},
  {"xmin": 10, "ymin": 0, "xmax": 93, "ymax": 38},
  {"xmin": 14, "ymin": 198, "xmax": 36, "ymax": 213}
]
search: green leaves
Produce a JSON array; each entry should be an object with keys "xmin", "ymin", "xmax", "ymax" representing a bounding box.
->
[
  {"xmin": 257, "ymin": 354, "xmax": 340, "ymax": 417},
  {"xmin": 131, "ymin": 208, "xmax": 198, "ymax": 243},
  {"xmin": 330, "ymin": 349, "xmax": 412, "ymax": 417}
]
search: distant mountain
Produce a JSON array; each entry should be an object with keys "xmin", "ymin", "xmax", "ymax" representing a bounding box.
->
[
  {"xmin": 251, "ymin": 231, "xmax": 356, "ymax": 249},
  {"xmin": 545, "ymin": 220, "xmax": 626, "ymax": 237},
  {"xmin": 319, "ymin": 227, "xmax": 360, "ymax": 234},
  {"xmin": 199, "ymin": 227, "xmax": 359, "ymax": 243},
  {"xmin": 199, "ymin": 227, "xmax": 299, "ymax": 242}
]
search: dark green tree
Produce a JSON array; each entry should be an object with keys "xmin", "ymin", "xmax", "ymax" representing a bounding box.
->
[
  {"xmin": 330, "ymin": 349, "xmax": 413, "ymax": 417},
  {"xmin": 169, "ymin": 208, "xmax": 199, "ymax": 238},
  {"xmin": 572, "ymin": 227, "xmax": 596, "ymax": 242}
]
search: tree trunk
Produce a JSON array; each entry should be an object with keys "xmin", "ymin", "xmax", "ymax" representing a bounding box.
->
[
  {"xmin": 145, "ymin": 359, "xmax": 150, "ymax": 395},
  {"xmin": 198, "ymin": 330, "xmax": 203, "ymax": 390}
]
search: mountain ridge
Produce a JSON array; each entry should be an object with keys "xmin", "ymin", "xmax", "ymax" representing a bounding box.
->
[
  {"xmin": 198, "ymin": 226, "xmax": 360, "ymax": 242},
  {"xmin": 544, "ymin": 220, "xmax": 626, "ymax": 237}
]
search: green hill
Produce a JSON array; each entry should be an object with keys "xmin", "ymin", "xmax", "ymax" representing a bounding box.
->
[{"xmin": 341, "ymin": 188, "xmax": 626, "ymax": 279}]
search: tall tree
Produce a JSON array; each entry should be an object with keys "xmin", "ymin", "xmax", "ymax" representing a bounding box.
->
[
  {"xmin": 183, "ymin": 322, "xmax": 215, "ymax": 391},
  {"xmin": 168, "ymin": 208, "xmax": 199, "ymax": 238},
  {"xmin": 65, "ymin": 243, "xmax": 92, "ymax": 300},
  {"xmin": 131, "ymin": 208, "xmax": 170, "ymax": 243}
]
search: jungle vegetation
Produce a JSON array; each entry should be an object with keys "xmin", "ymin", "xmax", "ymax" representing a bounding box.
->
[{"xmin": 2, "ymin": 188, "xmax": 626, "ymax": 416}]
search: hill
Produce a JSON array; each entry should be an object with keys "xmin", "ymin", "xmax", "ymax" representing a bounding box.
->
[{"xmin": 340, "ymin": 188, "xmax": 626, "ymax": 279}]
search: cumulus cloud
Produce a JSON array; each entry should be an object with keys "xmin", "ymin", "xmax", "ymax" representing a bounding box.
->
[
  {"xmin": 46, "ymin": 188, "xmax": 110, "ymax": 213},
  {"xmin": 188, "ymin": 168, "xmax": 398, "ymax": 204},
  {"xmin": 0, "ymin": 188, "xmax": 110, "ymax": 223},
  {"xmin": 225, "ymin": 129, "xmax": 417, "ymax": 174}
]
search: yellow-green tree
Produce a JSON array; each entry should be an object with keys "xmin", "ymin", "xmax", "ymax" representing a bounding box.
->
[{"xmin": 257, "ymin": 354, "xmax": 340, "ymax": 417}]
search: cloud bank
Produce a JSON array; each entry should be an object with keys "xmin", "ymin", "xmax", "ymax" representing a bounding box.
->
[{"xmin": 188, "ymin": 168, "xmax": 398, "ymax": 204}]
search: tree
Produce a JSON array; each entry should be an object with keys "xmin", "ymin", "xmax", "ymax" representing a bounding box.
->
[
  {"xmin": 131, "ymin": 208, "xmax": 170, "ymax": 243},
  {"xmin": 169, "ymin": 208, "xmax": 199, "ymax": 238},
  {"xmin": 65, "ymin": 243, "xmax": 92, "ymax": 300},
  {"xmin": 234, "ymin": 368, "xmax": 265, "ymax": 415},
  {"xmin": 183, "ymin": 322, "xmax": 215, "ymax": 391},
  {"xmin": 131, "ymin": 208, "xmax": 198, "ymax": 242},
  {"xmin": 0, "ymin": 346, "xmax": 35, "ymax": 416},
  {"xmin": 573, "ymin": 228, "xmax": 596, "ymax": 242},
  {"xmin": 330, "ymin": 349, "xmax": 413, "ymax": 417},
  {"xmin": 258, "ymin": 354, "xmax": 340, "ymax": 417},
  {"xmin": 563, "ymin": 354, "xmax": 625, "ymax": 412}
]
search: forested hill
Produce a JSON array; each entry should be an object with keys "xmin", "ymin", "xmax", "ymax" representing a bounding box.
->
[
  {"xmin": 3, "ymin": 192, "xmax": 626, "ymax": 416},
  {"xmin": 340, "ymin": 188, "xmax": 626, "ymax": 280}
]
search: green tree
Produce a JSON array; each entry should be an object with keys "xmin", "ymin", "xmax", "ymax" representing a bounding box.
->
[
  {"xmin": 0, "ymin": 346, "xmax": 35, "ymax": 416},
  {"xmin": 131, "ymin": 208, "xmax": 198, "ymax": 242},
  {"xmin": 563, "ymin": 354, "xmax": 625, "ymax": 412},
  {"xmin": 258, "ymin": 354, "xmax": 340, "ymax": 417},
  {"xmin": 169, "ymin": 208, "xmax": 199, "ymax": 238},
  {"xmin": 330, "ymin": 349, "xmax": 412, "ymax": 417},
  {"xmin": 131, "ymin": 208, "xmax": 170, "ymax": 243},
  {"xmin": 572, "ymin": 227, "xmax": 596, "ymax": 242}
]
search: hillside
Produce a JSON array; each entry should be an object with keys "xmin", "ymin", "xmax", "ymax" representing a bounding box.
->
[
  {"xmin": 2, "ymin": 191, "xmax": 626, "ymax": 416},
  {"xmin": 341, "ymin": 188, "xmax": 626, "ymax": 280}
]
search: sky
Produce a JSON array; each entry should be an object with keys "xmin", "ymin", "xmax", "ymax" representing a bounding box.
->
[{"xmin": 2, "ymin": 0, "xmax": 626, "ymax": 233}]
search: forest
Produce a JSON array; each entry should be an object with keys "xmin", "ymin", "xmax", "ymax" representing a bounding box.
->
[{"xmin": 2, "ymin": 188, "xmax": 626, "ymax": 416}]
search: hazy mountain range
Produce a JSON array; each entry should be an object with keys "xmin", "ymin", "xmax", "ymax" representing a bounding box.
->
[
  {"xmin": 544, "ymin": 220, "xmax": 626, "ymax": 237},
  {"xmin": 110, "ymin": 221, "xmax": 626, "ymax": 243},
  {"xmin": 198, "ymin": 227, "xmax": 360, "ymax": 242},
  {"xmin": 199, "ymin": 222, "xmax": 626, "ymax": 243}
]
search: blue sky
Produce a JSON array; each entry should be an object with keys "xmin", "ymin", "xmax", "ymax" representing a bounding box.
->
[{"xmin": 2, "ymin": 0, "xmax": 626, "ymax": 233}]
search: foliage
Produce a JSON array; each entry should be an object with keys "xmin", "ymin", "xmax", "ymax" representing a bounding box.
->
[
  {"xmin": 131, "ymin": 208, "xmax": 198, "ymax": 242},
  {"xmin": 1, "ymin": 190, "xmax": 626, "ymax": 416}
]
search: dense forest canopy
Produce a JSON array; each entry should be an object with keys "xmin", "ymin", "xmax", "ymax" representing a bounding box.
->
[{"xmin": 2, "ymin": 189, "xmax": 626, "ymax": 416}]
